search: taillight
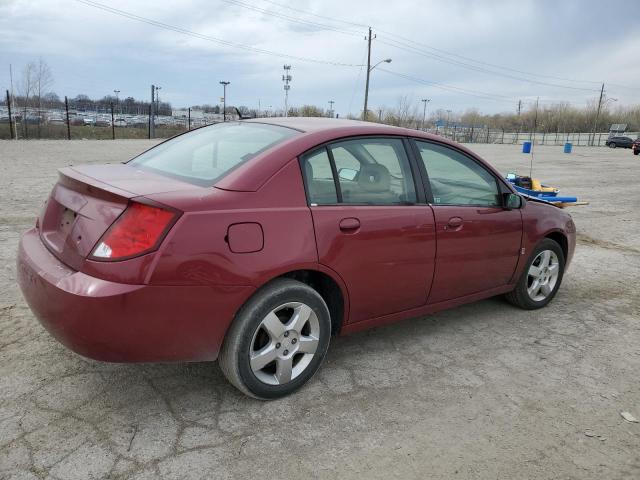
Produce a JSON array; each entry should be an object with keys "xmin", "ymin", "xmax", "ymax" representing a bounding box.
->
[{"xmin": 90, "ymin": 201, "xmax": 179, "ymax": 261}]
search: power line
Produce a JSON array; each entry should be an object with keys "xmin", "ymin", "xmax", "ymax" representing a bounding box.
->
[
  {"xmin": 258, "ymin": 0, "xmax": 369, "ymax": 31},
  {"xmin": 219, "ymin": 0, "xmax": 362, "ymax": 37},
  {"xmin": 377, "ymin": 37, "xmax": 600, "ymax": 93},
  {"xmin": 252, "ymin": 0, "xmax": 628, "ymax": 91},
  {"xmin": 74, "ymin": 0, "xmax": 363, "ymax": 67},
  {"xmin": 374, "ymin": 28, "xmax": 604, "ymax": 86},
  {"xmin": 377, "ymin": 68, "xmax": 516, "ymax": 104}
]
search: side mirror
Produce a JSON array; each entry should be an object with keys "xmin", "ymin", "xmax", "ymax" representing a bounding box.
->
[
  {"xmin": 503, "ymin": 192, "xmax": 523, "ymax": 210},
  {"xmin": 338, "ymin": 167, "xmax": 358, "ymax": 181}
]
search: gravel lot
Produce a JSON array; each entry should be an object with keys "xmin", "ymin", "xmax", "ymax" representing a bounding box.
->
[{"xmin": 1, "ymin": 140, "xmax": 639, "ymax": 480}]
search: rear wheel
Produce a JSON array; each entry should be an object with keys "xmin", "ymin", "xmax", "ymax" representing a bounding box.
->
[
  {"xmin": 609, "ymin": 142, "xmax": 617, "ymax": 148},
  {"xmin": 505, "ymin": 238, "xmax": 565, "ymax": 310},
  {"xmin": 218, "ymin": 278, "xmax": 331, "ymax": 399}
]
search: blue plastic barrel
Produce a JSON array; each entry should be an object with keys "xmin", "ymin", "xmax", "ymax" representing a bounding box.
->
[
  {"xmin": 522, "ymin": 141, "xmax": 532, "ymax": 153},
  {"xmin": 564, "ymin": 142, "xmax": 572, "ymax": 153}
]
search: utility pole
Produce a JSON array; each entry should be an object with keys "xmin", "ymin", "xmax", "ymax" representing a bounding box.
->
[
  {"xmin": 9, "ymin": 64, "xmax": 17, "ymax": 139},
  {"xmin": 530, "ymin": 97, "xmax": 539, "ymax": 177},
  {"xmin": 421, "ymin": 98, "xmax": 430, "ymax": 131},
  {"xmin": 113, "ymin": 89, "xmax": 120, "ymax": 114},
  {"xmin": 64, "ymin": 96, "xmax": 71, "ymax": 140},
  {"xmin": 6, "ymin": 90, "xmax": 14, "ymax": 140},
  {"xmin": 516, "ymin": 99, "xmax": 522, "ymax": 144},
  {"xmin": 591, "ymin": 83, "xmax": 605, "ymax": 146},
  {"xmin": 328, "ymin": 100, "xmax": 335, "ymax": 118},
  {"xmin": 363, "ymin": 27, "xmax": 374, "ymax": 121},
  {"xmin": 155, "ymin": 86, "xmax": 161, "ymax": 121},
  {"xmin": 219, "ymin": 81, "xmax": 230, "ymax": 121},
  {"xmin": 150, "ymin": 85, "xmax": 155, "ymax": 138},
  {"xmin": 282, "ymin": 65, "xmax": 292, "ymax": 117}
]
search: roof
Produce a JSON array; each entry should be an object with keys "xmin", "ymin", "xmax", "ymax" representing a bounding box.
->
[{"xmin": 244, "ymin": 116, "xmax": 412, "ymax": 134}]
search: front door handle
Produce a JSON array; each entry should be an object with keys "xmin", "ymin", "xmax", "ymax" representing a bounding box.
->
[
  {"xmin": 339, "ymin": 217, "xmax": 360, "ymax": 232},
  {"xmin": 445, "ymin": 216, "xmax": 463, "ymax": 231}
]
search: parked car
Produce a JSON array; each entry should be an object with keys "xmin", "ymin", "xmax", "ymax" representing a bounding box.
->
[
  {"xmin": 632, "ymin": 139, "xmax": 639, "ymax": 155},
  {"xmin": 605, "ymin": 136, "xmax": 634, "ymax": 148},
  {"xmin": 17, "ymin": 118, "xmax": 576, "ymax": 399}
]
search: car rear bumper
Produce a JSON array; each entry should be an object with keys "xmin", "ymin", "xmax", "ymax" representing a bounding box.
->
[{"xmin": 17, "ymin": 228, "xmax": 254, "ymax": 362}]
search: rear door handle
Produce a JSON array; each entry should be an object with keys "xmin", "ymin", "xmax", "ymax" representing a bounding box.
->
[
  {"xmin": 445, "ymin": 216, "xmax": 463, "ymax": 230},
  {"xmin": 339, "ymin": 217, "xmax": 360, "ymax": 232}
]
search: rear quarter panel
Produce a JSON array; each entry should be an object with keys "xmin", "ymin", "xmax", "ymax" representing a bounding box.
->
[{"xmin": 147, "ymin": 159, "xmax": 319, "ymax": 287}]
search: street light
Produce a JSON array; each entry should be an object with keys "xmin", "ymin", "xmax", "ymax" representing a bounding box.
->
[
  {"xmin": 328, "ymin": 100, "xmax": 335, "ymax": 118},
  {"xmin": 219, "ymin": 81, "xmax": 230, "ymax": 122},
  {"xmin": 363, "ymin": 58, "xmax": 391, "ymax": 121},
  {"xmin": 421, "ymin": 98, "xmax": 430, "ymax": 131}
]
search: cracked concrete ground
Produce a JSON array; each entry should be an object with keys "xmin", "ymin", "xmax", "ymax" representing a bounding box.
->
[{"xmin": 0, "ymin": 140, "xmax": 638, "ymax": 479}]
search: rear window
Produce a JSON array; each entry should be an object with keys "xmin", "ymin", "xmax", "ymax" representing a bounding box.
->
[{"xmin": 129, "ymin": 122, "xmax": 298, "ymax": 186}]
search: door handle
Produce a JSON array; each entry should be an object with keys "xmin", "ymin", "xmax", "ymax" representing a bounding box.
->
[
  {"xmin": 445, "ymin": 216, "xmax": 463, "ymax": 230},
  {"xmin": 339, "ymin": 217, "xmax": 360, "ymax": 232}
]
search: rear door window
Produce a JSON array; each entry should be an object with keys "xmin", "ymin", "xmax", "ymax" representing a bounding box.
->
[
  {"xmin": 300, "ymin": 148, "xmax": 338, "ymax": 205},
  {"xmin": 328, "ymin": 138, "xmax": 417, "ymax": 205}
]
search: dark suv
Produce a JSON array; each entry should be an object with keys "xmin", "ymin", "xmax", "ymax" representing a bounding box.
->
[{"xmin": 605, "ymin": 136, "xmax": 634, "ymax": 148}]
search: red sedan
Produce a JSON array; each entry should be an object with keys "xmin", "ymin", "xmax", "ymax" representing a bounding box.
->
[{"xmin": 17, "ymin": 118, "xmax": 576, "ymax": 398}]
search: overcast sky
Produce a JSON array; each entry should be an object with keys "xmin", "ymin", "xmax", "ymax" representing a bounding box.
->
[{"xmin": 1, "ymin": 0, "xmax": 639, "ymax": 117}]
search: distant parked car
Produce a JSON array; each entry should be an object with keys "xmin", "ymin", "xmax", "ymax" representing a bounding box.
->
[
  {"xmin": 632, "ymin": 139, "xmax": 640, "ymax": 155},
  {"xmin": 605, "ymin": 136, "xmax": 634, "ymax": 148}
]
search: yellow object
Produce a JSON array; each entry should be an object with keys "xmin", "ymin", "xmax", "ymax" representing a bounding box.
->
[{"xmin": 530, "ymin": 178, "xmax": 557, "ymax": 193}]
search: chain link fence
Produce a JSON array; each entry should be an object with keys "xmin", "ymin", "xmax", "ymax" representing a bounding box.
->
[
  {"xmin": 430, "ymin": 125, "xmax": 638, "ymax": 147},
  {"xmin": 0, "ymin": 91, "xmax": 228, "ymax": 140}
]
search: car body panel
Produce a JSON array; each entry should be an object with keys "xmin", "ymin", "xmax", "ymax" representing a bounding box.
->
[
  {"xmin": 17, "ymin": 228, "xmax": 254, "ymax": 362},
  {"xmin": 311, "ymin": 204, "xmax": 436, "ymax": 323},
  {"xmin": 427, "ymin": 205, "xmax": 523, "ymax": 303}
]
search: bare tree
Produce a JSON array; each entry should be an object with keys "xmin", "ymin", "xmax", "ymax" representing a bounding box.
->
[
  {"xmin": 18, "ymin": 62, "xmax": 37, "ymax": 137},
  {"xmin": 35, "ymin": 58, "xmax": 54, "ymax": 112},
  {"xmin": 18, "ymin": 58, "xmax": 54, "ymax": 137}
]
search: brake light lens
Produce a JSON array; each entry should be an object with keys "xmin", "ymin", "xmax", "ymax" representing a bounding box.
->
[{"xmin": 91, "ymin": 202, "xmax": 178, "ymax": 260}]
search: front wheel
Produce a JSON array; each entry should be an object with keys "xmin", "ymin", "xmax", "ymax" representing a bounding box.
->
[
  {"xmin": 609, "ymin": 142, "xmax": 617, "ymax": 148},
  {"xmin": 505, "ymin": 238, "xmax": 565, "ymax": 310},
  {"xmin": 218, "ymin": 278, "xmax": 331, "ymax": 399}
]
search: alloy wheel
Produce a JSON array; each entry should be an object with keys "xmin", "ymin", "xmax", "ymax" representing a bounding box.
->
[
  {"xmin": 249, "ymin": 302, "xmax": 320, "ymax": 385},
  {"xmin": 527, "ymin": 250, "xmax": 560, "ymax": 302}
]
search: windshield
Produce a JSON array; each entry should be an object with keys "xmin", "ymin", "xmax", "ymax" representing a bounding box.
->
[{"xmin": 129, "ymin": 122, "xmax": 299, "ymax": 186}]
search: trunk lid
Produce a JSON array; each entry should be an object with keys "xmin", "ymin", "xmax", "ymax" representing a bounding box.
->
[{"xmin": 38, "ymin": 163, "xmax": 200, "ymax": 270}]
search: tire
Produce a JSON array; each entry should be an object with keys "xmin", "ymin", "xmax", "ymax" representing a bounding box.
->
[
  {"xmin": 609, "ymin": 142, "xmax": 617, "ymax": 148},
  {"xmin": 505, "ymin": 238, "xmax": 565, "ymax": 310},
  {"xmin": 634, "ymin": 151, "xmax": 639, "ymax": 156},
  {"xmin": 218, "ymin": 278, "xmax": 331, "ymax": 399}
]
